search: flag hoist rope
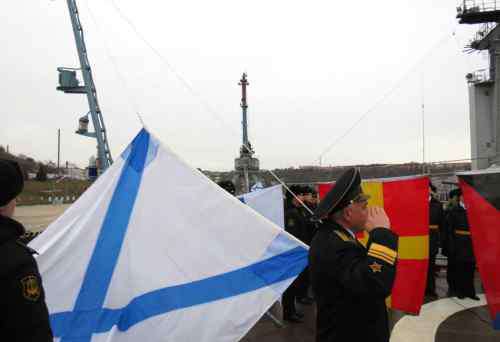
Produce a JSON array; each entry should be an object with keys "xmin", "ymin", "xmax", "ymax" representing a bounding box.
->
[
  {"xmin": 88, "ymin": 1, "xmax": 459, "ymax": 216},
  {"xmin": 86, "ymin": 0, "xmax": 316, "ymax": 215}
]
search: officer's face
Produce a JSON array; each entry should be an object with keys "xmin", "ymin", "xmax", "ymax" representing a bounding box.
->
[
  {"xmin": 303, "ymin": 193, "xmax": 313, "ymax": 204},
  {"xmin": 345, "ymin": 200, "xmax": 369, "ymax": 231}
]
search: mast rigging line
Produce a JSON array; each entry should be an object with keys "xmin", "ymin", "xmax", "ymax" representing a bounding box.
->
[
  {"xmin": 98, "ymin": 3, "xmax": 468, "ymax": 213},
  {"xmin": 108, "ymin": 0, "xmax": 235, "ymax": 135},
  {"xmin": 84, "ymin": 1, "xmax": 143, "ymax": 124},
  {"xmin": 105, "ymin": 0, "xmax": 314, "ymax": 214},
  {"xmin": 317, "ymin": 29, "xmax": 457, "ymax": 164}
]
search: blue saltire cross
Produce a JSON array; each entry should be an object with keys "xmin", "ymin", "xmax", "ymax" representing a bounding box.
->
[{"xmin": 50, "ymin": 129, "xmax": 308, "ymax": 341}]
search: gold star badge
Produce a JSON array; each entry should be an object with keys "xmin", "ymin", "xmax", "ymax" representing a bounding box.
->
[{"xmin": 369, "ymin": 262, "xmax": 383, "ymax": 273}]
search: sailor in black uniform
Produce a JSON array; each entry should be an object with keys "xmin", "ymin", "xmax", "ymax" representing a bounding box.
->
[
  {"xmin": 444, "ymin": 188, "xmax": 479, "ymax": 300},
  {"xmin": 309, "ymin": 168, "xmax": 398, "ymax": 342},
  {"xmin": 427, "ymin": 183, "xmax": 443, "ymax": 298},
  {"xmin": 0, "ymin": 159, "xmax": 53, "ymax": 341},
  {"xmin": 282, "ymin": 185, "xmax": 309, "ymax": 322}
]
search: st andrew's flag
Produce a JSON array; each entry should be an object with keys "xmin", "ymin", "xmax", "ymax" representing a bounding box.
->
[{"xmin": 30, "ymin": 129, "xmax": 308, "ymax": 341}]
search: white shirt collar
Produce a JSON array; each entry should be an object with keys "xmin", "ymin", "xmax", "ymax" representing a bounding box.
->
[{"xmin": 345, "ymin": 228, "xmax": 356, "ymax": 239}]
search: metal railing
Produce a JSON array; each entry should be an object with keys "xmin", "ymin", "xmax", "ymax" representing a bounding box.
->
[
  {"xmin": 466, "ymin": 68, "xmax": 491, "ymax": 83},
  {"xmin": 459, "ymin": 0, "xmax": 500, "ymax": 13},
  {"xmin": 472, "ymin": 22, "xmax": 497, "ymax": 42}
]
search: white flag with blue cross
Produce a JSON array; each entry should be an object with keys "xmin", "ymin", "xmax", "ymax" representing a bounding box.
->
[{"xmin": 30, "ymin": 128, "xmax": 308, "ymax": 342}]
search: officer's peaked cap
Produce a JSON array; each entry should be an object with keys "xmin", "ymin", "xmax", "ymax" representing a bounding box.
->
[
  {"xmin": 313, "ymin": 167, "xmax": 368, "ymax": 219},
  {"xmin": 286, "ymin": 185, "xmax": 306, "ymax": 199},
  {"xmin": 302, "ymin": 185, "xmax": 317, "ymax": 195}
]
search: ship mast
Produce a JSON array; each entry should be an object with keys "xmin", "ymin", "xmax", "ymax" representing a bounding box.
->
[{"xmin": 234, "ymin": 73, "xmax": 260, "ymax": 193}]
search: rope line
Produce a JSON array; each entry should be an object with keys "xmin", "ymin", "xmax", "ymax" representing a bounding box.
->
[{"xmin": 318, "ymin": 30, "xmax": 457, "ymax": 163}]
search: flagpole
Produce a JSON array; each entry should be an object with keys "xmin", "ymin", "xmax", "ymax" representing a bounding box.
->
[{"xmin": 421, "ymin": 72, "xmax": 426, "ymax": 174}]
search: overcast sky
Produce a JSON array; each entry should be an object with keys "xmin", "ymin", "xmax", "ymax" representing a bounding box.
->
[{"xmin": 1, "ymin": 0, "xmax": 487, "ymax": 170}]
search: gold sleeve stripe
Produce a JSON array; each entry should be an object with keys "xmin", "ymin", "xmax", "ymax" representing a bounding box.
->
[
  {"xmin": 368, "ymin": 252, "xmax": 394, "ymax": 264},
  {"xmin": 455, "ymin": 230, "xmax": 471, "ymax": 236},
  {"xmin": 369, "ymin": 243, "xmax": 398, "ymax": 259},
  {"xmin": 368, "ymin": 253, "xmax": 395, "ymax": 265},
  {"xmin": 368, "ymin": 251, "xmax": 396, "ymax": 265},
  {"xmin": 429, "ymin": 225, "xmax": 439, "ymax": 229},
  {"xmin": 368, "ymin": 249, "xmax": 397, "ymax": 263}
]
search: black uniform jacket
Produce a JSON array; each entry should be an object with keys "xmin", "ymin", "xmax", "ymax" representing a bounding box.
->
[
  {"xmin": 309, "ymin": 221, "xmax": 398, "ymax": 342},
  {"xmin": 285, "ymin": 206, "xmax": 309, "ymax": 244},
  {"xmin": 429, "ymin": 198, "xmax": 443, "ymax": 256},
  {"xmin": 299, "ymin": 207, "xmax": 317, "ymax": 245},
  {"xmin": 0, "ymin": 215, "xmax": 53, "ymax": 341},
  {"xmin": 445, "ymin": 205, "xmax": 475, "ymax": 262}
]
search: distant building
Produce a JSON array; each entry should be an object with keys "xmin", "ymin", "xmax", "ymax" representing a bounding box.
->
[{"xmin": 65, "ymin": 166, "xmax": 86, "ymax": 180}]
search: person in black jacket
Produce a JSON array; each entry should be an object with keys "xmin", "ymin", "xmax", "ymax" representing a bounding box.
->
[
  {"xmin": 295, "ymin": 186, "xmax": 318, "ymax": 306},
  {"xmin": 444, "ymin": 188, "xmax": 479, "ymax": 300},
  {"xmin": 0, "ymin": 159, "xmax": 53, "ymax": 341},
  {"xmin": 300, "ymin": 186, "xmax": 319, "ymax": 244},
  {"xmin": 442, "ymin": 189, "xmax": 459, "ymax": 296},
  {"xmin": 282, "ymin": 185, "xmax": 309, "ymax": 323},
  {"xmin": 309, "ymin": 168, "xmax": 398, "ymax": 342},
  {"xmin": 426, "ymin": 183, "xmax": 443, "ymax": 298}
]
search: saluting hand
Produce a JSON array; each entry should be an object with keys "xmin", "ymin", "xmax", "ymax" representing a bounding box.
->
[{"xmin": 365, "ymin": 207, "xmax": 391, "ymax": 232}]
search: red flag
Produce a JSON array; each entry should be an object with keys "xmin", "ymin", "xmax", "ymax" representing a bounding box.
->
[
  {"xmin": 458, "ymin": 170, "xmax": 500, "ymax": 330},
  {"xmin": 318, "ymin": 183, "xmax": 333, "ymax": 201}
]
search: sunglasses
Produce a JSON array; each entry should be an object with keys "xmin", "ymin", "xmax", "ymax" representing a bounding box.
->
[{"xmin": 349, "ymin": 193, "xmax": 370, "ymax": 205}]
